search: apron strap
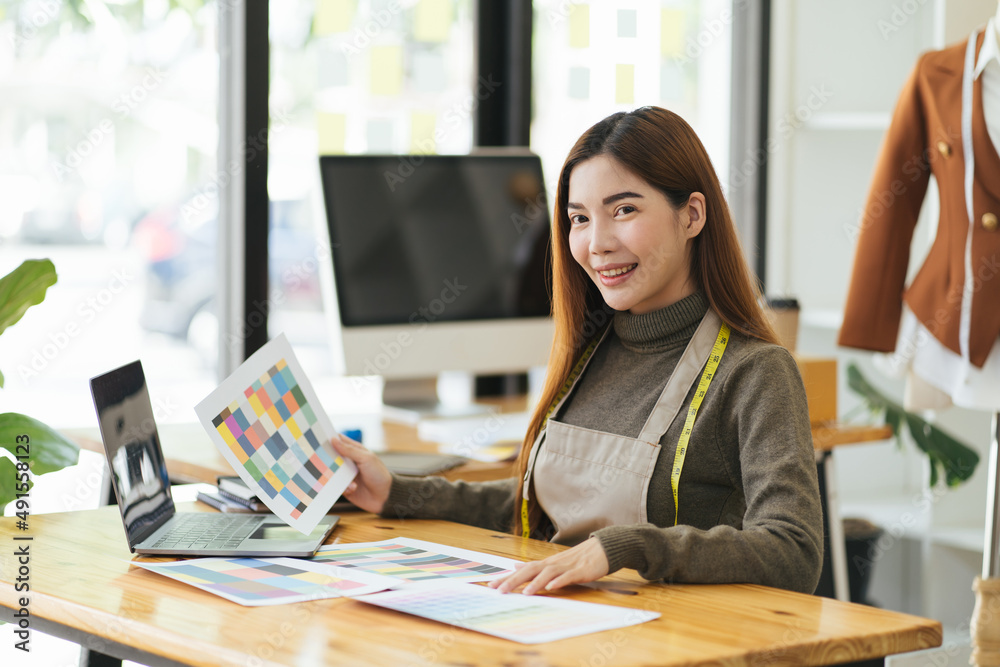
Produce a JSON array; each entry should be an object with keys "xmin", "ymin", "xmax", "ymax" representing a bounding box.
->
[{"xmin": 636, "ymin": 309, "xmax": 724, "ymax": 443}]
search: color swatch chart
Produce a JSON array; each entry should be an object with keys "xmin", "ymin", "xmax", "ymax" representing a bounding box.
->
[
  {"xmin": 357, "ymin": 582, "xmax": 661, "ymax": 644},
  {"xmin": 135, "ymin": 557, "xmax": 394, "ymax": 607},
  {"xmin": 311, "ymin": 538, "xmax": 518, "ymax": 583},
  {"xmin": 196, "ymin": 334, "xmax": 357, "ymax": 534},
  {"xmin": 211, "ymin": 358, "xmax": 339, "ymax": 520}
]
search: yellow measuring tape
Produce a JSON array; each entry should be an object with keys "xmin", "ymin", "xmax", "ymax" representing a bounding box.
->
[
  {"xmin": 521, "ymin": 331, "xmax": 604, "ymax": 539},
  {"xmin": 520, "ymin": 320, "xmax": 731, "ymax": 537},
  {"xmin": 670, "ymin": 322, "xmax": 729, "ymax": 526}
]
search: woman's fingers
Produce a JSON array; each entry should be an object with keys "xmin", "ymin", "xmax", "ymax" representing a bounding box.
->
[{"xmin": 489, "ymin": 538, "xmax": 610, "ymax": 594}]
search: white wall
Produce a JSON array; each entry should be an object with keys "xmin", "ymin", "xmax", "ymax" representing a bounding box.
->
[{"xmin": 768, "ymin": 0, "xmax": 999, "ymax": 650}]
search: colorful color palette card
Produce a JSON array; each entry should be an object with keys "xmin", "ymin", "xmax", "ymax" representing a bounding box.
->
[
  {"xmin": 356, "ymin": 582, "xmax": 661, "ymax": 644},
  {"xmin": 135, "ymin": 557, "xmax": 396, "ymax": 606},
  {"xmin": 309, "ymin": 537, "xmax": 519, "ymax": 583},
  {"xmin": 195, "ymin": 333, "xmax": 357, "ymax": 535}
]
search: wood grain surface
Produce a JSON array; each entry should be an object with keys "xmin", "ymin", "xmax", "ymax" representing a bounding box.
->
[{"xmin": 0, "ymin": 506, "xmax": 940, "ymax": 666}]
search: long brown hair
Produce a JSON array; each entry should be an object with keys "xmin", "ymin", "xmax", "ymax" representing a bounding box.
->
[{"xmin": 513, "ymin": 106, "xmax": 778, "ymax": 537}]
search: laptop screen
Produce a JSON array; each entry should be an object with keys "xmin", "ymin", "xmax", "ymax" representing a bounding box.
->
[{"xmin": 90, "ymin": 360, "xmax": 173, "ymax": 544}]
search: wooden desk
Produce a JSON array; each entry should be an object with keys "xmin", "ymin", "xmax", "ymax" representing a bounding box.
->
[{"xmin": 0, "ymin": 505, "xmax": 940, "ymax": 666}]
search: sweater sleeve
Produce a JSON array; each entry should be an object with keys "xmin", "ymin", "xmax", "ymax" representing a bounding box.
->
[
  {"xmin": 593, "ymin": 346, "xmax": 824, "ymax": 594},
  {"xmin": 379, "ymin": 474, "xmax": 517, "ymax": 534}
]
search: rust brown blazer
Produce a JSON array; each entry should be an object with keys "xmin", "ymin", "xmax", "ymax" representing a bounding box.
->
[{"xmin": 838, "ymin": 31, "xmax": 1000, "ymax": 368}]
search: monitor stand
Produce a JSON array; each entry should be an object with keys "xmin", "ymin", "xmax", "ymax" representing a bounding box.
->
[{"xmin": 380, "ymin": 377, "xmax": 492, "ymax": 425}]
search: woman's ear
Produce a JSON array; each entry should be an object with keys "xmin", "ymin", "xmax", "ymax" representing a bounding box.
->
[{"xmin": 683, "ymin": 193, "xmax": 707, "ymax": 239}]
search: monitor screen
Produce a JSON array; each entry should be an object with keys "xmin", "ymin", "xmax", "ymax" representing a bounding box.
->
[
  {"xmin": 90, "ymin": 361, "xmax": 173, "ymax": 543},
  {"xmin": 319, "ymin": 153, "xmax": 552, "ymax": 328}
]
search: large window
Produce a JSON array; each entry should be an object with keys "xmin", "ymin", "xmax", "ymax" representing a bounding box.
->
[
  {"xmin": 0, "ymin": 4, "xmax": 219, "ymax": 445},
  {"xmin": 531, "ymin": 0, "xmax": 733, "ymax": 189},
  {"xmin": 267, "ymin": 0, "xmax": 477, "ymax": 383}
]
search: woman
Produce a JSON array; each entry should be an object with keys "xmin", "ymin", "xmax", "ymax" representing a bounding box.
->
[{"xmin": 331, "ymin": 106, "xmax": 823, "ymax": 595}]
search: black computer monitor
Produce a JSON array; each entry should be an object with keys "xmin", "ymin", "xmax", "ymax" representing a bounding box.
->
[{"xmin": 318, "ymin": 151, "xmax": 554, "ymax": 413}]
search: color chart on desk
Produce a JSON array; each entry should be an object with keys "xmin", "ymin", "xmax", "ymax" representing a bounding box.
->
[
  {"xmin": 310, "ymin": 538, "xmax": 519, "ymax": 583},
  {"xmin": 135, "ymin": 557, "xmax": 395, "ymax": 606},
  {"xmin": 196, "ymin": 334, "xmax": 357, "ymax": 534},
  {"xmin": 357, "ymin": 582, "xmax": 661, "ymax": 643}
]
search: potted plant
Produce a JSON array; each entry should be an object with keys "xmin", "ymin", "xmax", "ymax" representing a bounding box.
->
[
  {"xmin": 846, "ymin": 362, "xmax": 979, "ymax": 487},
  {"xmin": 0, "ymin": 259, "xmax": 80, "ymax": 513}
]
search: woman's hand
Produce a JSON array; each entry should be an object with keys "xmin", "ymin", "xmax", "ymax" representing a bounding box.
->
[
  {"xmin": 488, "ymin": 537, "xmax": 610, "ymax": 595},
  {"xmin": 329, "ymin": 433, "xmax": 392, "ymax": 514}
]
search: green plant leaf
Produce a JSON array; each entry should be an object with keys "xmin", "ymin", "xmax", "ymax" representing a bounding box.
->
[
  {"xmin": 0, "ymin": 259, "xmax": 57, "ymax": 339},
  {"xmin": 0, "ymin": 367, "xmax": 4, "ymax": 389},
  {"xmin": 846, "ymin": 362, "xmax": 980, "ymax": 488},
  {"xmin": 884, "ymin": 406, "xmax": 904, "ymax": 449},
  {"xmin": 0, "ymin": 457, "xmax": 21, "ymax": 514},
  {"xmin": 0, "ymin": 413, "xmax": 80, "ymax": 476},
  {"xmin": 903, "ymin": 412, "xmax": 979, "ymax": 487}
]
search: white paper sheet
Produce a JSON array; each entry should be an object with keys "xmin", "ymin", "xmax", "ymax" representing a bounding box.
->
[
  {"xmin": 195, "ymin": 333, "xmax": 357, "ymax": 535},
  {"xmin": 356, "ymin": 581, "xmax": 661, "ymax": 644}
]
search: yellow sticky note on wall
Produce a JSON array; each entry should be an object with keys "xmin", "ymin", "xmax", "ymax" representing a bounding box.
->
[
  {"xmin": 410, "ymin": 112, "xmax": 437, "ymax": 153},
  {"xmin": 414, "ymin": 0, "xmax": 452, "ymax": 43},
  {"xmin": 315, "ymin": 0, "xmax": 355, "ymax": 35},
  {"xmin": 661, "ymin": 9, "xmax": 685, "ymax": 57},
  {"xmin": 569, "ymin": 5, "xmax": 589, "ymax": 48},
  {"xmin": 615, "ymin": 64, "xmax": 634, "ymax": 104},
  {"xmin": 370, "ymin": 46, "xmax": 403, "ymax": 96},
  {"xmin": 317, "ymin": 112, "xmax": 346, "ymax": 154}
]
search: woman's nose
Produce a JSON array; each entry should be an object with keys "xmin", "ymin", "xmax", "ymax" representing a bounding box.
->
[{"xmin": 589, "ymin": 218, "xmax": 617, "ymax": 254}]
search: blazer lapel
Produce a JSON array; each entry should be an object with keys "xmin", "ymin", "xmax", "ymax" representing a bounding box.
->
[{"xmin": 972, "ymin": 30, "xmax": 1000, "ymax": 201}]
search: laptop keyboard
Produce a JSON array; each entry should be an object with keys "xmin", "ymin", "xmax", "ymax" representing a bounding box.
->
[{"xmin": 152, "ymin": 514, "xmax": 262, "ymax": 550}]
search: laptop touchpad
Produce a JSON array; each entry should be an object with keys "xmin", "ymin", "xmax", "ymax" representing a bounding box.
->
[{"xmin": 248, "ymin": 520, "xmax": 331, "ymax": 541}]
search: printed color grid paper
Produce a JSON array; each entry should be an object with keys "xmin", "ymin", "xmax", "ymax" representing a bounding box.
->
[
  {"xmin": 196, "ymin": 334, "xmax": 357, "ymax": 534},
  {"xmin": 357, "ymin": 582, "xmax": 661, "ymax": 644},
  {"xmin": 310, "ymin": 537, "xmax": 518, "ymax": 583},
  {"xmin": 135, "ymin": 557, "xmax": 395, "ymax": 606}
]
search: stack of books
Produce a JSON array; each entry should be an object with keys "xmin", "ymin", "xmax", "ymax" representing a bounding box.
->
[{"xmin": 196, "ymin": 476, "xmax": 270, "ymax": 513}]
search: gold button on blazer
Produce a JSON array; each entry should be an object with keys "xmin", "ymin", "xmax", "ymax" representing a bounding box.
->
[{"xmin": 839, "ymin": 31, "xmax": 1000, "ymax": 369}]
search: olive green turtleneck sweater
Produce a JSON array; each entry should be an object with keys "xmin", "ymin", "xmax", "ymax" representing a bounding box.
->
[{"xmin": 381, "ymin": 292, "xmax": 823, "ymax": 595}]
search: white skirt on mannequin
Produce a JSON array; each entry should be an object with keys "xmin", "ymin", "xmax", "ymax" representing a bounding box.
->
[{"xmin": 874, "ymin": 306, "xmax": 1000, "ymax": 411}]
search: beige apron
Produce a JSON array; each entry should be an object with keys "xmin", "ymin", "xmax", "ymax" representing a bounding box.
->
[{"xmin": 525, "ymin": 309, "xmax": 724, "ymax": 546}]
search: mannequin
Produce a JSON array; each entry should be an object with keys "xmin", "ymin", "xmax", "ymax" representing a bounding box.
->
[
  {"xmin": 838, "ymin": 6, "xmax": 1000, "ymax": 665},
  {"xmin": 838, "ymin": 5, "xmax": 1000, "ymax": 412}
]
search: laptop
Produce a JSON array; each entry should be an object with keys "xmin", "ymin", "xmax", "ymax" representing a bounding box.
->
[{"xmin": 90, "ymin": 360, "xmax": 338, "ymax": 557}]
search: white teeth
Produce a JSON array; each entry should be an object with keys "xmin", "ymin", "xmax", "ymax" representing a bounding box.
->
[{"xmin": 599, "ymin": 264, "xmax": 637, "ymax": 277}]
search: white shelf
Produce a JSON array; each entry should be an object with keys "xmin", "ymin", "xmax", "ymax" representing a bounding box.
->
[
  {"xmin": 928, "ymin": 526, "xmax": 985, "ymax": 553},
  {"xmin": 840, "ymin": 494, "xmax": 930, "ymax": 541},
  {"xmin": 802, "ymin": 112, "xmax": 891, "ymax": 131}
]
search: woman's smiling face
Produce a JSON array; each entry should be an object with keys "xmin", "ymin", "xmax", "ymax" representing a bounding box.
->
[{"xmin": 566, "ymin": 155, "xmax": 705, "ymax": 314}]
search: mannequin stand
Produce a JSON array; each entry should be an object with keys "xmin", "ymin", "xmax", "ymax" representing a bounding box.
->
[{"xmin": 975, "ymin": 414, "xmax": 1000, "ymax": 667}]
